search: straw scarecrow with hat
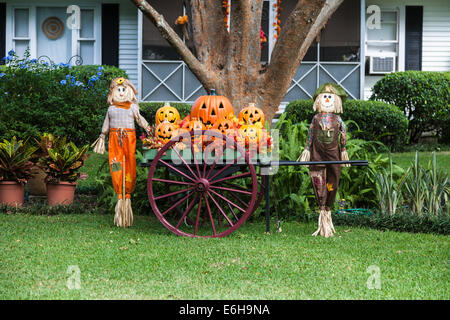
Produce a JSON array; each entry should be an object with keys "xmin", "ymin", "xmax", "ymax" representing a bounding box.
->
[
  {"xmin": 298, "ymin": 82, "xmax": 350, "ymax": 238},
  {"xmin": 91, "ymin": 77, "xmax": 151, "ymax": 227}
]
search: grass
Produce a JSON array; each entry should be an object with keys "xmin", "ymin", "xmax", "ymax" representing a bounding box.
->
[
  {"xmin": 388, "ymin": 151, "xmax": 450, "ymax": 173},
  {"xmin": 1, "ymin": 214, "xmax": 448, "ymax": 300}
]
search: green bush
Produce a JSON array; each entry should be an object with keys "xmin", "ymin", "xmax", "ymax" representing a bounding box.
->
[
  {"xmin": 0, "ymin": 50, "xmax": 127, "ymax": 146},
  {"xmin": 370, "ymin": 71, "xmax": 450, "ymax": 143},
  {"xmin": 284, "ymin": 99, "xmax": 408, "ymax": 150}
]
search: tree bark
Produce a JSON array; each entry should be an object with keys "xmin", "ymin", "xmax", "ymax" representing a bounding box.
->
[{"xmin": 130, "ymin": 0, "xmax": 344, "ymax": 126}]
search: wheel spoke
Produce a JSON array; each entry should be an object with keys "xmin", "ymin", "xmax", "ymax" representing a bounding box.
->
[
  {"xmin": 152, "ymin": 178, "xmax": 194, "ymax": 186},
  {"xmin": 175, "ymin": 193, "xmax": 199, "ymax": 228},
  {"xmin": 190, "ymin": 141, "xmax": 202, "ymax": 178},
  {"xmin": 162, "ymin": 191, "xmax": 194, "ymax": 216},
  {"xmin": 208, "ymin": 155, "xmax": 243, "ymax": 181},
  {"xmin": 210, "ymin": 172, "xmax": 251, "ymax": 185},
  {"xmin": 194, "ymin": 195, "xmax": 203, "ymax": 236},
  {"xmin": 226, "ymin": 188, "xmax": 250, "ymax": 208},
  {"xmin": 159, "ymin": 159, "xmax": 197, "ymax": 183},
  {"xmin": 209, "ymin": 189, "xmax": 246, "ymax": 213},
  {"xmin": 204, "ymin": 194, "xmax": 216, "ymax": 236},
  {"xmin": 207, "ymin": 191, "xmax": 234, "ymax": 227},
  {"xmin": 172, "ymin": 147, "xmax": 199, "ymax": 180},
  {"xmin": 226, "ymin": 201, "xmax": 240, "ymax": 222},
  {"xmin": 210, "ymin": 185, "xmax": 252, "ymax": 195},
  {"xmin": 154, "ymin": 187, "xmax": 194, "ymax": 201}
]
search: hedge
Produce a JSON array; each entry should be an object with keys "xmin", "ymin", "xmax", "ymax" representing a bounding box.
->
[
  {"xmin": 284, "ymin": 99, "xmax": 408, "ymax": 149},
  {"xmin": 0, "ymin": 51, "xmax": 128, "ymax": 145},
  {"xmin": 370, "ymin": 71, "xmax": 450, "ymax": 144}
]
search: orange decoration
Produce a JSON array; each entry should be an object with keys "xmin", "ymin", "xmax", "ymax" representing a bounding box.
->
[
  {"xmin": 238, "ymin": 103, "xmax": 265, "ymax": 127},
  {"xmin": 155, "ymin": 103, "xmax": 180, "ymax": 125},
  {"xmin": 190, "ymin": 89, "xmax": 235, "ymax": 128},
  {"xmin": 274, "ymin": 0, "xmax": 282, "ymax": 41},
  {"xmin": 155, "ymin": 122, "xmax": 177, "ymax": 144},
  {"xmin": 216, "ymin": 119, "xmax": 235, "ymax": 134}
]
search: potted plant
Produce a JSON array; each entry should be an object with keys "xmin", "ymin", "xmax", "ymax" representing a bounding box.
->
[
  {"xmin": 0, "ymin": 136, "xmax": 38, "ymax": 206},
  {"xmin": 38, "ymin": 137, "xmax": 89, "ymax": 206},
  {"xmin": 27, "ymin": 133, "xmax": 60, "ymax": 196}
]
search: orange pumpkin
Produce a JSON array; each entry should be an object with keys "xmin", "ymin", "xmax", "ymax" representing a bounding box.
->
[
  {"xmin": 190, "ymin": 89, "xmax": 235, "ymax": 128},
  {"xmin": 239, "ymin": 124, "xmax": 262, "ymax": 147},
  {"xmin": 216, "ymin": 119, "xmax": 235, "ymax": 134},
  {"xmin": 238, "ymin": 103, "xmax": 265, "ymax": 126},
  {"xmin": 156, "ymin": 122, "xmax": 177, "ymax": 144},
  {"xmin": 187, "ymin": 120, "xmax": 206, "ymax": 132},
  {"xmin": 155, "ymin": 103, "xmax": 180, "ymax": 125}
]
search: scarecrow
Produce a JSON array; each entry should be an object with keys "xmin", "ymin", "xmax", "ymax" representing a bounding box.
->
[
  {"xmin": 91, "ymin": 77, "xmax": 151, "ymax": 228},
  {"xmin": 297, "ymin": 83, "xmax": 350, "ymax": 238}
]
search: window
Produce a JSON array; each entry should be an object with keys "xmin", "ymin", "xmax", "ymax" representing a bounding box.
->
[
  {"xmin": 142, "ymin": 0, "xmax": 185, "ymax": 60},
  {"xmin": 13, "ymin": 8, "xmax": 30, "ymax": 57}
]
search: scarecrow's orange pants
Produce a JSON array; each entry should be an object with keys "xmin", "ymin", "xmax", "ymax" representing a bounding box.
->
[{"xmin": 108, "ymin": 128, "xmax": 136, "ymax": 199}]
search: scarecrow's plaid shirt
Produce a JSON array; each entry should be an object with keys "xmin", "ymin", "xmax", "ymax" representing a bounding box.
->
[
  {"xmin": 304, "ymin": 113, "xmax": 347, "ymax": 152},
  {"xmin": 101, "ymin": 104, "xmax": 150, "ymax": 136}
]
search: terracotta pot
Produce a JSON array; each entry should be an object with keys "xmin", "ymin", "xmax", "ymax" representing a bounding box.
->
[
  {"xmin": 0, "ymin": 181, "xmax": 25, "ymax": 207},
  {"xmin": 46, "ymin": 182, "xmax": 77, "ymax": 206},
  {"xmin": 27, "ymin": 167, "xmax": 47, "ymax": 196}
]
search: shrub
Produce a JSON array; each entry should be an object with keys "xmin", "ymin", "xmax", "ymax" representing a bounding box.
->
[
  {"xmin": 370, "ymin": 71, "xmax": 450, "ymax": 143},
  {"xmin": 284, "ymin": 99, "xmax": 408, "ymax": 150},
  {"xmin": 0, "ymin": 49, "xmax": 127, "ymax": 146}
]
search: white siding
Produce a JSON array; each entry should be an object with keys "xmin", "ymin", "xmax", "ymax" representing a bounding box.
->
[
  {"xmin": 118, "ymin": 1, "xmax": 138, "ymax": 86},
  {"xmin": 422, "ymin": 0, "xmax": 450, "ymax": 71}
]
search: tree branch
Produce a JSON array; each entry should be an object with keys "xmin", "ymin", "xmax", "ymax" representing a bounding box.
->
[
  {"xmin": 189, "ymin": 0, "xmax": 229, "ymax": 70},
  {"xmin": 261, "ymin": 0, "xmax": 344, "ymax": 118},
  {"xmin": 130, "ymin": 0, "xmax": 218, "ymax": 90}
]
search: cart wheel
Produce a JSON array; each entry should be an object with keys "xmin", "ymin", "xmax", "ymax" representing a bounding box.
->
[{"xmin": 147, "ymin": 130, "xmax": 258, "ymax": 238}]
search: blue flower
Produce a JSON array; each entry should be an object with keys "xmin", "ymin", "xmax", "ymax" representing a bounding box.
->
[
  {"xmin": 30, "ymin": 59, "xmax": 37, "ymax": 63},
  {"xmin": 8, "ymin": 50, "xmax": 15, "ymax": 56},
  {"xmin": 0, "ymin": 73, "xmax": 6, "ymax": 78},
  {"xmin": 74, "ymin": 81, "xmax": 84, "ymax": 87},
  {"xmin": 3, "ymin": 55, "xmax": 12, "ymax": 62},
  {"xmin": 97, "ymin": 66, "xmax": 103, "ymax": 71},
  {"xmin": 60, "ymin": 80, "xmax": 67, "ymax": 85},
  {"xmin": 96, "ymin": 72, "xmax": 102, "ymax": 77}
]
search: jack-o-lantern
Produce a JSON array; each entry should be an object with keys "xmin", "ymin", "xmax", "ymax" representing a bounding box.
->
[
  {"xmin": 190, "ymin": 89, "xmax": 235, "ymax": 128},
  {"xmin": 216, "ymin": 119, "xmax": 235, "ymax": 134},
  {"xmin": 238, "ymin": 103, "xmax": 265, "ymax": 127},
  {"xmin": 155, "ymin": 102, "xmax": 180, "ymax": 125},
  {"xmin": 239, "ymin": 124, "xmax": 262, "ymax": 147},
  {"xmin": 187, "ymin": 120, "xmax": 206, "ymax": 132},
  {"xmin": 156, "ymin": 122, "xmax": 177, "ymax": 144}
]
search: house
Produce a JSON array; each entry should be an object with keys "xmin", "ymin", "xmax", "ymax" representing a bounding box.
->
[{"xmin": 1, "ymin": 0, "xmax": 449, "ymax": 104}]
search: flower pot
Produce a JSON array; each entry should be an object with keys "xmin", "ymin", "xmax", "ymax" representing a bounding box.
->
[
  {"xmin": 0, "ymin": 181, "xmax": 25, "ymax": 207},
  {"xmin": 46, "ymin": 182, "xmax": 77, "ymax": 206},
  {"xmin": 27, "ymin": 167, "xmax": 47, "ymax": 196}
]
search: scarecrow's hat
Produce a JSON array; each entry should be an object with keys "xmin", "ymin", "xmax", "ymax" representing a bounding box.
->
[{"xmin": 313, "ymin": 82, "xmax": 348, "ymax": 103}]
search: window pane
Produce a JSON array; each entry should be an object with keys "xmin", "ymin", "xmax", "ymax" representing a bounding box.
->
[
  {"xmin": 14, "ymin": 40, "xmax": 29, "ymax": 57},
  {"xmin": 80, "ymin": 41, "xmax": 94, "ymax": 65},
  {"xmin": 80, "ymin": 9, "xmax": 94, "ymax": 39},
  {"xmin": 14, "ymin": 9, "xmax": 29, "ymax": 38},
  {"xmin": 142, "ymin": 0, "xmax": 183, "ymax": 60},
  {"xmin": 319, "ymin": 0, "xmax": 360, "ymax": 61}
]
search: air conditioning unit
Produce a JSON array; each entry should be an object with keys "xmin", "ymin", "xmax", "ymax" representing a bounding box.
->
[{"xmin": 369, "ymin": 55, "xmax": 396, "ymax": 74}]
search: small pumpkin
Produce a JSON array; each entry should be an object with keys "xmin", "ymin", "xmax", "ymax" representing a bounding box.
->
[
  {"xmin": 187, "ymin": 119, "xmax": 206, "ymax": 132},
  {"xmin": 190, "ymin": 89, "xmax": 235, "ymax": 128},
  {"xmin": 238, "ymin": 103, "xmax": 265, "ymax": 126},
  {"xmin": 156, "ymin": 122, "xmax": 177, "ymax": 144},
  {"xmin": 216, "ymin": 119, "xmax": 235, "ymax": 134},
  {"xmin": 239, "ymin": 124, "xmax": 262, "ymax": 147},
  {"xmin": 155, "ymin": 102, "xmax": 180, "ymax": 125}
]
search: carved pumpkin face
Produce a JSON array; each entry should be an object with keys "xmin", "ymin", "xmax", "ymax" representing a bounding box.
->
[
  {"xmin": 156, "ymin": 122, "xmax": 177, "ymax": 143},
  {"xmin": 239, "ymin": 124, "xmax": 261, "ymax": 146},
  {"xmin": 190, "ymin": 89, "xmax": 235, "ymax": 128},
  {"xmin": 187, "ymin": 120, "xmax": 205, "ymax": 132},
  {"xmin": 216, "ymin": 119, "xmax": 235, "ymax": 134},
  {"xmin": 238, "ymin": 103, "xmax": 265, "ymax": 126},
  {"xmin": 155, "ymin": 103, "xmax": 180, "ymax": 125}
]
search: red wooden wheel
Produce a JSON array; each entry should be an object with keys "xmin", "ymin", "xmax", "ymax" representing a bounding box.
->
[{"xmin": 147, "ymin": 130, "xmax": 258, "ymax": 238}]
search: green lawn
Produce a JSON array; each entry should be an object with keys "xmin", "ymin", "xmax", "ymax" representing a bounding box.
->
[
  {"xmin": 388, "ymin": 151, "xmax": 450, "ymax": 173},
  {"xmin": 1, "ymin": 214, "xmax": 448, "ymax": 299}
]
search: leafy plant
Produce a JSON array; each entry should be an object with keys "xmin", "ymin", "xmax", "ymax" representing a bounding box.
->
[
  {"xmin": 401, "ymin": 151, "xmax": 449, "ymax": 216},
  {"xmin": 375, "ymin": 156, "xmax": 404, "ymax": 215},
  {"xmin": 38, "ymin": 137, "xmax": 89, "ymax": 183},
  {"xmin": 0, "ymin": 136, "xmax": 38, "ymax": 184},
  {"xmin": 370, "ymin": 71, "xmax": 450, "ymax": 143}
]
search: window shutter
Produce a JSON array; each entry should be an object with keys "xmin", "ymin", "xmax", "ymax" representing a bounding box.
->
[
  {"xmin": 0, "ymin": 3, "xmax": 6, "ymax": 64},
  {"xmin": 102, "ymin": 4, "xmax": 119, "ymax": 66},
  {"xmin": 405, "ymin": 6, "xmax": 423, "ymax": 71}
]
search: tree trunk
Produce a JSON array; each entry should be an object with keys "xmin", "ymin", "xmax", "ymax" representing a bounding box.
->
[{"xmin": 130, "ymin": 0, "xmax": 344, "ymax": 127}]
